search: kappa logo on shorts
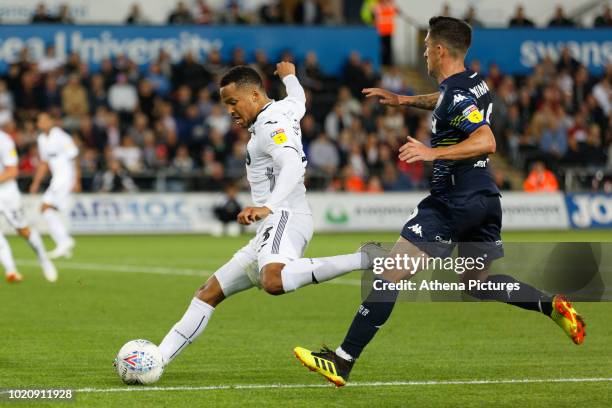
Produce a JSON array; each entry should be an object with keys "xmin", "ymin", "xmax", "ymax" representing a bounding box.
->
[{"xmin": 406, "ymin": 224, "xmax": 423, "ymax": 238}]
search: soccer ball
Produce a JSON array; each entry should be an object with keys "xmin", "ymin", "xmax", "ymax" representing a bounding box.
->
[{"xmin": 114, "ymin": 339, "xmax": 164, "ymax": 385}]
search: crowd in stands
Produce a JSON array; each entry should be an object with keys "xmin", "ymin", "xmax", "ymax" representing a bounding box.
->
[
  {"xmin": 26, "ymin": 1, "xmax": 612, "ymax": 29},
  {"xmin": 3, "ymin": 1, "xmax": 608, "ymax": 194},
  {"xmin": 2, "ymin": 40, "xmax": 610, "ymax": 194}
]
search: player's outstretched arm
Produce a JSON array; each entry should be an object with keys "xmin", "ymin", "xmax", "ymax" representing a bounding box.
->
[
  {"xmin": 0, "ymin": 165, "xmax": 17, "ymax": 183},
  {"xmin": 29, "ymin": 161, "xmax": 49, "ymax": 193},
  {"xmin": 363, "ymin": 88, "xmax": 440, "ymax": 110},
  {"xmin": 275, "ymin": 61, "xmax": 306, "ymax": 116},
  {"xmin": 399, "ymin": 125, "xmax": 496, "ymax": 163}
]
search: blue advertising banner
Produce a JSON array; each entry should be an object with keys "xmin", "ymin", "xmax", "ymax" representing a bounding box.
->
[
  {"xmin": 468, "ymin": 28, "xmax": 612, "ymax": 75},
  {"xmin": 0, "ymin": 25, "xmax": 379, "ymax": 75},
  {"xmin": 565, "ymin": 194, "xmax": 612, "ymax": 229}
]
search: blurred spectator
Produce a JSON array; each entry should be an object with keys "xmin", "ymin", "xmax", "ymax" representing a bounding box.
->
[
  {"xmin": 167, "ymin": 1, "xmax": 194, "ymax": 24},
  {"xmin": 594, "ymin": 5, "xmax": 612, "ymax": 27},
  {"xmin": 463, "ymin": 6, "xmax": 483, "ymax": 28},
  {"xmin": 509, "ymin": 6, "xmax": 535, "ymax": 27},
  {"xmin": 372, "ymin": 0, "xmax": 399, "ymax": 66},
  {"xmin": 61, "ymin": 74, "xmax": 89, "ymax": 127},
  {"xmin": 222, "ymin": 1, "xmax": 250, "ymax": 24},
  {"xmin": 56, "ymin": 4, "xmax": 74, "ymax": 24},
  {"xmin": 309, "ymin": 132, "xmax": 339, "ymax": 175},
  {"xmin": 213, "ymin": 184, "xmax": 242, "ymax": 236},
  {"xmin": 494, "ymin": 169, "xmax": 512, "ymax": 190},
  {"xmin": 523, "ymin": 161, "xmax": 559, "ymax": 192},
  {"xmin": 592, "ymin": 67, "xmax": 611, "ymax": 115},
  {"xmin": 294, "ymin": 0, "xmax": 322, "ymax": 25},
  {"xmin": 556, "ymin": 47, "xmax": 580, "ymax": 75},
  {"xmin": 366, "ymin": 175, "xmax": 384, "ymax": 192},
  {"xmin": 108, "ymin": 74, "xmax": 138, "ymax": 113},
  {"xmin": 172, "ymin": 144, "xmax": 195, "ymax": 173},
  {"xmin": 548, "ymin": 6, "xmax": 574, "ymax": 27},
  {"xmin": 31, "ymin": 3, "xmax": 54, "ymax": 23},
  {"xmin": 125, "ymin": 3, "xmax": 149, "ymax": 24},
  {"xmin": 260, "ymin": 1, "xmax": 282, "ymax": 24},
  {"xmin": 342, "ymin": 165, "xmax": 365, "ymax": 192},
  {"xmin": 193, "ymin": 0, "xmax": 214, "ymax": 24},
  {"xmin": 98, "ymin": 159, "xmax": 138, "ymax": 192},
  {"xmin": 113, "ymin": 136, "xmax": 142, "ymax": 172},
  {"xmin": 38, "ymin": 46, "xmax": 64, "ymax": 73}
]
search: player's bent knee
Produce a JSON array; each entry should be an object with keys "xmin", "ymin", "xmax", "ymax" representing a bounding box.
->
[
  {"xmin": 195, "ymin": 276, "xmax": 225, "ymax": 307},
  {"xmin": 260, "ymin": 264, "xmax": 285, "ymax": 296}
]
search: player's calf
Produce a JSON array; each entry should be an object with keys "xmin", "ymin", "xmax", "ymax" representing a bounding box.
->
[
  {"xmin": 195, "ymin": 276, "xmax": 226, "ymax": 307},
  {"xmin": 260, "ymin": 263, "xmax": 285, "ymax": 295}
]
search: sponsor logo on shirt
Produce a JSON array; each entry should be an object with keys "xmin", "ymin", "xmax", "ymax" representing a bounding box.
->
[
  {"xmin": 270, "ymin": 129, "xmax": 288, "ymax": 145},
  {"xmin": 462, "ymin": 105, "xmax": 483, "ymax": 124}
]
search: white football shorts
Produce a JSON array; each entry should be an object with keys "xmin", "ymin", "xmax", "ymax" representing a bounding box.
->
[{"xmin": 214, "ymin": 210, "xmax": 313, "ymax": 296}]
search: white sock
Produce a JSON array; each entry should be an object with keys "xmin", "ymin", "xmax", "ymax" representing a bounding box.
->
[
  {"xmin": 335, "ymin": 346, "xmax": 355, "ymax": 362},
  {"xmin": 26, "ymin": 229, "xmax": 50, "ymax": 263},
  {"xmin": 158, "ymin": 297, "xmax": 215, "ymax": 365},
  {"xmin": 0, "ymin": 233, "xmax": 17, "ymax": 273},
  {"xmin": 43, "ymin": 209, "xmax": 71, "ymax": 246},
  {"xmin": 281, "ymin": 253, "xmax": 363, "ymax": 292}
]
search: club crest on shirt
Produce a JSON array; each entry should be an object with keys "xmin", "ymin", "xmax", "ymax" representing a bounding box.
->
[
  {"xmin": 462, "ymin": 105, "xmax": 483, "ymax": 123},
  {"xmin": 270, "ymin": 129, "xmax": 287, "ymax": 145}
]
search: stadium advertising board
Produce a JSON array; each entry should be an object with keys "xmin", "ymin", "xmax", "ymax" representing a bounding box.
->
[
  {"xmin": 565, "ymin": 193, "xmax": 612, "ymax": 229},
  {"xmin": 0, "ymin": 25, "xmax": 379, "ymax": 75},
  {"xmin": 468, "ymin": 28, "xmax": 612, "ymax": 75},
  {"xmin": 0, "ymin": 192, "xmax": 585, "ymax": 235}
]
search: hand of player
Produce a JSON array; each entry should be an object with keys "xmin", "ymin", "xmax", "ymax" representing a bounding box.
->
[
  {"xmin": 362, "ymin": 88, "xmax": 401, "ymax": 105},
  {"xmin": 398, "ymin": 136, "xmax": 437, "ymax": 163},
  {"xmin": 237, "ymin": 206, "xmax": 271, "ymax": 225},
  {"xmin": 72, "ymin": 182, "xmax": 82, "ymax": 193},
  {"xmin": 274, "ymin": 61, "xmax": 296, "ymax": 79}
]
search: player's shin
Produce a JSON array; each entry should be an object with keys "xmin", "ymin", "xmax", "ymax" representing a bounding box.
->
[
  {"xmin": 338, "ymin": 278, "xmax": 399, "ymax": 361},
  {"xmin": 466, "ymin": 274, "xmax": 553, "ymax": 315},
  {"xmin": 0, "ymin": 233, "xmax": 17, "ymax": 273},
  {"xmin": 42, "ymin": 209, "xmax": 71, "ymax": 246},
  {"xmin": 280, "ymin": 253, "xmax": 364, "ymax": 292},
  {"xmin": 158, "ymin": 297, "xmax": 215, "ymax": 365},
  {"xmin": 25, "ymin": 229, "xmax": 49, "ymax": 262}
]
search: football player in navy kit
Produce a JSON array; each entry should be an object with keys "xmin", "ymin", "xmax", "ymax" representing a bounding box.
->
[{"xmin": 294, "ymin": 16, "xmax": 585, "ymax": 387}]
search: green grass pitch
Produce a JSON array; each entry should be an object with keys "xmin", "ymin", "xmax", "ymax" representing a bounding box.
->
[{"xmin": 1, "ymin": 230, "xmax": 611, "ymax": 407}]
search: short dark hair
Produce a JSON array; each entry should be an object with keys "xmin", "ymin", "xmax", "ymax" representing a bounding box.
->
[
  {"xmin": 428, "ymin": 16, "xmax": 472, "ymax": 56},
  {"xmin": 220, "ymin": 65, "xmax": 263, "ymax": 89}
]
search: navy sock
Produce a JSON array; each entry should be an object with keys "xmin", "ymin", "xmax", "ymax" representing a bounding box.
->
[
  {"xmin": 340, "ymin": 279, "xmax": 398, "ymax": 360},
  {"xmin": 467, "ymin": 274, "xmax": 553, "ymax": 315}
]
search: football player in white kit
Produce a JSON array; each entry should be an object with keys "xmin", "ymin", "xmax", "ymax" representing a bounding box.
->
[
  {"xmin": 29, "ymin": 113, "xmax": 79, "ymax": 259},
  {"xmin": 155, "ymin": 62, "xmax": 379, "ymax": 370},
  {"xmin": 0, "ymin": 128, "xmax": 57, "ymax": 282}
]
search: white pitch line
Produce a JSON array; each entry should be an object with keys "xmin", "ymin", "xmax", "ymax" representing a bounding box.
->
[
  {"xmin": 14, "ymin": 259, "xmax": 363, "ymax": 286},
  {"xmin": 72, "ymin": 377, "xmax": 612, "ymax": 393},
  {"xmin": 15, "ymin": 259, "xmax": 211, "ymax": 277}
]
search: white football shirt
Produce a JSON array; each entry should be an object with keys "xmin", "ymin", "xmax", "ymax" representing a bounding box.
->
[
  {"xmin": 246, "ymin": 75, "xmax": 310, "ymax": 215},
  {"xmin": 37, "ymin": 127, "xmax": 78, "ymax": 189},
  {"xmin": 0, "ymin": 130, "xmax": 20, "ymax": 197}
]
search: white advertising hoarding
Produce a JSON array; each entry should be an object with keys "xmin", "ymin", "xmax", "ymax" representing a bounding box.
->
[{"xmin": 0, "ymin": 192, "xmax": 571, "ymax": 235}]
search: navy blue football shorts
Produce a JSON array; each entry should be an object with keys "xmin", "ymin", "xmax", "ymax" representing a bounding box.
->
[{"xmin": 400, "ymin": 194, "xmax": 504, "ymax": 261}]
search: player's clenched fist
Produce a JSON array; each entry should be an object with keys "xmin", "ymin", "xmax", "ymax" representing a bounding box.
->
[
  {"xmin": 398, "ymin": 136, "xmax": 437, "ymax": 163},
  {"xmin": 274, "ymin": 61, "xmax": 296, "ymax": 79},
  {"xmin": 237, "ymin": 206, "xmax": 271, "ymax": 225}
]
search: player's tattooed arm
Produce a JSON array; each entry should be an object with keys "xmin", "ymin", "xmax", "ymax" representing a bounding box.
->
[
  {"xmin": 407, "ymin": 92, "xmax": 440, "ymax": 110},
  {"xmin": 362, "ymin": 88, "xmax": 440, "ymax": 110}
]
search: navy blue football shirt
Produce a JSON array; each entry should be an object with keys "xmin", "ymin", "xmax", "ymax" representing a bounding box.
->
[{"xmin": 429, "ymin": 69, "xmax": 499, "ymax": 199}]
